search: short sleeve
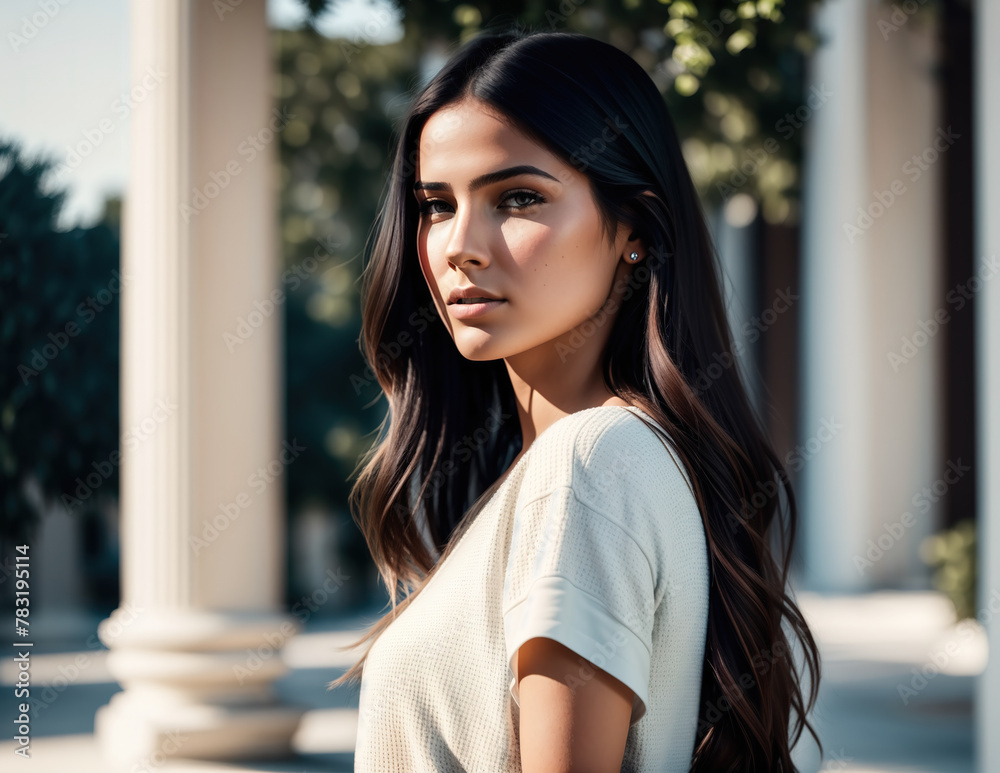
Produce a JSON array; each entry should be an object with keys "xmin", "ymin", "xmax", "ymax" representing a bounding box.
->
[{"xmin": 502, "ymin": 411, "xmax": 660, "ymax": 727}]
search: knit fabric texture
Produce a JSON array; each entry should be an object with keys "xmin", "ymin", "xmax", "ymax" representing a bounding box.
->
[{"xmin": 354, "ymin": 404, "xmax": 710, "ymax": 772}]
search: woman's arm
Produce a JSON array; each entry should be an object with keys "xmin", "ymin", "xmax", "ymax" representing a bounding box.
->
[{"xmin": 516, "ymin": 636, "xmax": 634, "ymax": 773}]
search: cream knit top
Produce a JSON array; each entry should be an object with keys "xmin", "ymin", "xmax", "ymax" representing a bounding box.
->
[{"xmin": 354, "ymin": 404, "xmax": 710, "ymax": 772}]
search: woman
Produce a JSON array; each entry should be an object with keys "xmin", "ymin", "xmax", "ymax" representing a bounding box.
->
[{"xmin": 330, "ymin": 26, "xmax": 822, "ymax": 772}]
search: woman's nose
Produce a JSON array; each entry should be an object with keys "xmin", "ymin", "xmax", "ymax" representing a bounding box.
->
[{"xmin": 442, "ymin": 201, "xmax": 491, "ymax": 269}]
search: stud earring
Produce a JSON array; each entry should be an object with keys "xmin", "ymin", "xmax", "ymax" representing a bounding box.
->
[{"xmin": 629, "ymin": 251, "xmax": 639, "ymax": 262}]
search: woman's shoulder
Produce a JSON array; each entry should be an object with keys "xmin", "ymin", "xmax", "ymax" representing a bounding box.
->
[
  {"xmin": 509, "ymin": 403, "xmax": 708, "ymax": 607},
  {"xmin": 527, "ymin": 403, "xmax": 669, "ymax": 456},
  {"xmin": 518, "ymin": 404, "xmax": 695, "ymax": 516}
]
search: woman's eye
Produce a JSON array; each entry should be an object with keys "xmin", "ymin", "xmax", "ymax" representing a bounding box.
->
[
  {"xmin": 417, "ymin": 190, "xmax": 545, "ymax": 217},
  {"xmin": 501, "ymin": 190, "xmax": 545, "ymax": 209},
  {"xmin": 418, "ymin": 199, "xmax": 449, "ymax": 215}
]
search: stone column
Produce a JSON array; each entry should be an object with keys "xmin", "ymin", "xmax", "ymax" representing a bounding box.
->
[
  {"xmin": 95, "ymin": 0, "xmax": 303, "ymax": 764},
  {"xmin": 800, "ymin": 0, "xmax": 943, "ymax": 591},
  {"xmin": 709, "ymin": 205, "xmax": 762, "ymax": 419},
  {"xmin": 974, "ymin": 1, "xmax": 999, "ymax": 769}
]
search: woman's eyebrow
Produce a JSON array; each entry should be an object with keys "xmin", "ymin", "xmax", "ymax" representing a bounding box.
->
[{"xmin": 413, "ymin": 164, "xmax": 560, "ymax": 194}]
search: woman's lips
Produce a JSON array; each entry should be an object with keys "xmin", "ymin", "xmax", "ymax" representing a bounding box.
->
[{"xmin": 448, "ymin": 298, "xmax": 507, "ymax": 319}]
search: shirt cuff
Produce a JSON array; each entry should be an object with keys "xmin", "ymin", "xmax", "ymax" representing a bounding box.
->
[{"xmin": 504, "ymin": 574, "xmax": 650, "ymax": 726}]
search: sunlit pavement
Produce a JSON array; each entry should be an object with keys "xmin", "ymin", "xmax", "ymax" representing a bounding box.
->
[
  {"xmin": 0, "ymin": 591, "xmax": 981, "ymax": 772},
  {"xmin": 791, "ymin": 591, "xmax": 981, "ymax": 773}
]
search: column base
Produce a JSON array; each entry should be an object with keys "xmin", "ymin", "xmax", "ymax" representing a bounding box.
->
[
  {"xmin": 95, "ymin": 691, "xmax": 305, "ymax": 764},
  {"xmin": 96, "ymin": 609, "xmax": 308, "ymax": 767}
]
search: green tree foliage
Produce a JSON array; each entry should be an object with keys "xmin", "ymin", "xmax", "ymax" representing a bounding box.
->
[
  {"xmin": 291, "ymin": 0, "xmax": 825, "ymax": 222},
  {"xmin": 921, "ymin": 519, "xmax": 977, "ymax": 620},
  {"xmin": 0, "ymin": 139, "xmax": 121, "ymax": 551},
  {"xmin": 273, "ymin": 30, "xmax": 417, "ymax": 603}
]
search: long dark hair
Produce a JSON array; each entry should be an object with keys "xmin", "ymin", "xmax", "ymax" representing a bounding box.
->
[{"xmin": 330, "ymin": 25, "xmax": 822, "ymax": 771}]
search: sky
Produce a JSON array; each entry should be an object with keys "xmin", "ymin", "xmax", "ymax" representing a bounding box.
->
[{"xmin": 0, "ymin": 0, "xmax": 401, "ymax": 230}]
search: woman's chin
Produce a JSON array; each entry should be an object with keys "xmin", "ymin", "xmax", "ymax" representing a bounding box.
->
[
  {"xmin": 455, "ymin": 343, "xmax": 502, "ymax": 362},
  {"xmin": 452, "ymin": 331, "xmax": 510, "ymax": 362}
]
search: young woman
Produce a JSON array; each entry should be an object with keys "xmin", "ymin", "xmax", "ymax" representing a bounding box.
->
[{"xmin": 330, "ymin": 26, "xmax": 822, "ymax": 772}]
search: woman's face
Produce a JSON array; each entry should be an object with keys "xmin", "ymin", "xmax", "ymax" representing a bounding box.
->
[{"xmin": 414, "ymin": 97, "xmax": 636, "ymax": 364}]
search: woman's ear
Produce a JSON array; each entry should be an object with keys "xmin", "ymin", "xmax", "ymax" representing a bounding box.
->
[{"xmin": 622, "ymin": 191, "xmax": 661, "ymax": 254}]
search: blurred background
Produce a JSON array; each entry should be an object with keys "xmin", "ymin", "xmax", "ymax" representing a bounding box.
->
[{"xmin": 0, "ymin": 0, "xmax": 995, "ymax": 770}]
